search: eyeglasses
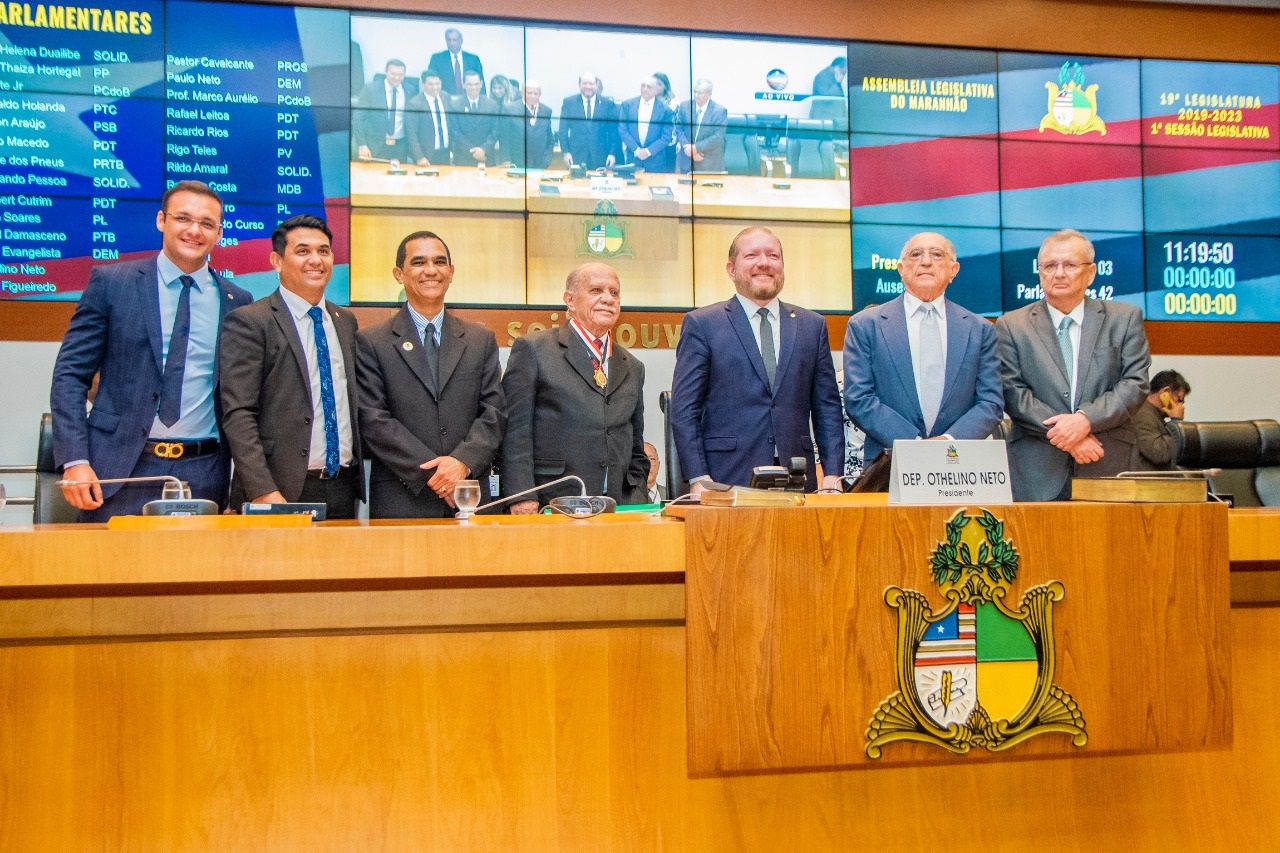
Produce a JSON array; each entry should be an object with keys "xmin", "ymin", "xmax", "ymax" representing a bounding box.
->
[
  {"xmin": 1039, "ymin": 261, "xmax": 1095, "ymax": 275},
  {"xmin": 164, "ymin": 212, "xmax": 221, "ymax": 233},
  {"xmin": 903, "ymin": 248, "xmax": 951, "ymax": 263}
]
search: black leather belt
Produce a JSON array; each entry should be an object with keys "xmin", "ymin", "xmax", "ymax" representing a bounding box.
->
[
  {"xmin": 306, "ymin": 464, "xmax": 357, "ymax": 480},
  {"xmin": 145, "ymin": 438, "xmax": 219, "ymax": 459}
]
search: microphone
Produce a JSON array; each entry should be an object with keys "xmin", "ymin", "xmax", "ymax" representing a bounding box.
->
[
  {"xmin": 55, "ymin": 475, "xmax": 219, "ymax": 516},
  {"xmin": 471, "ymin": 474, "xmax": 616, "ymax": 517},
  {"xmin": 1115, "ymin": 469, "xmax": 1222, "ymax": 478}
]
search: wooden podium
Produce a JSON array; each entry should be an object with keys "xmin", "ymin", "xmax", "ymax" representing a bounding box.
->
[{"xmin": 683, "ymin": 501, "xmax": 1232, "ymax": 775}]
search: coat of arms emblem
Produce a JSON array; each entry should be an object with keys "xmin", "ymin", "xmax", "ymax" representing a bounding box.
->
[
  {"xmin": 577, "ymin": 200, "xmax": 635, "ymax": 259},
  {"xmin": 1038, "ymin": 61, "xmax": 1107, "ymax": 136},
  {"xmin": 866, "ymin": 508, "xmax": 1087, "ymax": 758}
]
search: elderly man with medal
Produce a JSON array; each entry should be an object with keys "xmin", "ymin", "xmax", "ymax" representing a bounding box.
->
[{"xmin": 501, "ymin": 262, "xmax": 650, "ymax": 512}]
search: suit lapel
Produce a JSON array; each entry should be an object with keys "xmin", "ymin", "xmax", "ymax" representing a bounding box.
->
[
  {"xmin": 1031, "ymin": 301, "xmax": 1071, "ymax": 385},
  {"xmin": 142, "ymin": 262, "xmax": 164, "ymax": 372},
  {"xmin": 605, "ymin": 343, "xmax": 630, "ymax": 398},
  {"xmin": 391, "ymin": 307, "xmax": 437, "ymax": 398},
  {"xmin": 437, "ymin": 311, "xmax": 466, "ymax": 393},
  {"xmin": 881, "ymin": 296, "xmax": 920, "ymax": 416},
  {"xmin": 727, "ymin": 301, "xmax": 770, "ymax": 390},
  {"xmin": 1075, "ymin": 298, "xmax": 1105, "ymax": 395},
  {"xmin": 942, "ymin": 301, "xmax": 973, "ymax": 404},
  {"xmin": 559, "ymin": 325, "xmax": 604, "ymax": 395},
  {"xmin": 774, "ymin": 302, "xmax": 798, "ymax": 395},
  {"xmin": 270, "ymin": 289, "xmax": 314, "ymax": 409}
]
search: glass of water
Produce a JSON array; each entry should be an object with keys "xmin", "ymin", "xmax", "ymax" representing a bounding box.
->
[
  {"xmin": 161, "ymin": 480, "xmax": 191, "ymax": 501},
  {"xmin": 454, "ymin": 479, "xmax": 481, "ymax": 520}
]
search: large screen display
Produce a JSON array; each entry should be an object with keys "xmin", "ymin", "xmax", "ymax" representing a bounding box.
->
[{"xmin": 3, "ymin": 4, "xmax": 1280, "ymax": 322}]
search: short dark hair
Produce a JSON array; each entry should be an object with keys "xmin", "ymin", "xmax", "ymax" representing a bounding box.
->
[
  {"xmin": 271, "ymin": 214, "xmax": 331, "ymax": 255},
  {"xmin": 831, "ymin": 56, "xmax": 847, "ymax": 69},
  {"xmin": 421, "ymin": 70, "xmax": 441, "ymax": 83},
  {"xmin": 396, "ymin": 230, "xmax": 451, "ymax": 269},
  {"xmin": 385, "ymin": 59, "xmax": 406, "ymax": 72},
  {"xmin": 161, "ymin": 180, "xmax": 222, "ymax": 215},
  {"xmin": 1151, "ymin": 369, "xmax": 1191, "ymax": 396}
]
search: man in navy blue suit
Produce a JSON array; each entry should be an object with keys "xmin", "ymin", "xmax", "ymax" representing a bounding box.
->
[
  {"xmin": 671, "ymin": 226, "xmax": 843, "ymax": 493},
  {"xmin": 842, "ymin": 231, "xmax": 1004, "ymax": 465},
  {"xmin": 50, "ymin": 180, "xmax": 253, "ymax": 520},
  {"xmin": 619, "ymin": 75, "xmax": 675, "ymax": 173},
  {"xmin": 559, "ymin": 71, "xmax": 618, "ymax": 171}
]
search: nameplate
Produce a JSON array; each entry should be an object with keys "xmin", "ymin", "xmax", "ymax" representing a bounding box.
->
[
  {"xmin": 889, "ymin": 439, "xmax": 1012, "ymax": 504},
  {"xmin": 589, "ymin": 176, "xmax": 626, "ymax": 196}
]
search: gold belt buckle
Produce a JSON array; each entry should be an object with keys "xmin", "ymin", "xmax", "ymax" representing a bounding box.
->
[{"xmin": 153, "ymin": 441, "xmax": 185, "ymax": 459}]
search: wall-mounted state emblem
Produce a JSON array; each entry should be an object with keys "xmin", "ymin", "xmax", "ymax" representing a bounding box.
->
[
  {"xmin": 577, "ymin": 200, "xmax": 635, "ymax": 259},
  {"xmin": 866, "ymin": 508, "xmax": 1087, "ymax": 758},
  {"xmin": 1039, "ymin": 62, "xmax": 1106, "ymax": 136}
]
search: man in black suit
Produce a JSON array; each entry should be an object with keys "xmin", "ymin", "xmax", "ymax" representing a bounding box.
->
[
  {"xmin": 675, "ymin": 78, "xmax": 729, "ymax": 173},
  {"xmin": 505, "ymin": 79, "xmax": 554, "ymax": 169},
  {"xmin": 425, "ymin": 27, "xmax": 484, "ymax": 98},
  {"xmin": 356, "ymin": 231, "xmax": 505, "ymax": 518},
  {"xmin": 354, "ymin": 59, "xmax": 411, "ymax": 161},
  {"xmin": 220, "ymin": 215, "xmax": 364, "ymax": 517},
  {"xmin": 451, "ymin": 70, "xmax": 499, "ymax": 166},
  {"xmin": 502, "ymin": 263, "xmax": 649, "ymax": 512},
  {"xmin": 810, "ymin": 55, "xmax": 848, "ymax": 128},
  {"xmin": 406, "ymin": 71, "xmax": 454, "ymax": 166},
  {"xmin": 619, "ymin": 75, "xmax": 676, "ymax": 173},
  {"xmin": 559, "ymin": 71, "xmax": 618, "ymax": 170}
]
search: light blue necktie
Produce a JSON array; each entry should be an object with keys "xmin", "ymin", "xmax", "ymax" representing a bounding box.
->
[
  {"xmin": 917, "ymin": 302, "xmax": 944, "ymax": 433},
  {"xmin": 1057, "ymin": 316, "xmax": 1075, "ymax": 408},
  {"xmin": 308, "ymin": 306, "xmax": 340, "ymax": 477}
]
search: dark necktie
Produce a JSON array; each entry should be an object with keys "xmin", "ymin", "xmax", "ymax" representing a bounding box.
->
[
  {"xmin": 308, "ymin": 306, "xmax": 341, "ymax": 477},
  {"xmin": 157, "ymin": 275, "xmax": 194, "ymax": 427},
  {"xmin": 387, "ymin": 87, "xmax": 397, "ymax": 136},
  {"xmin": 430, "ymin": 98, "xmax": 443, "ymax": 149},
  {"xmin": 424, "ymin": 321, "xmax": 440, "ymax": 392},
  {"xmin": 586, "ymin": 97, "xmax": 593, "ymax": 120},
  {"xmin": 453, "ymin": 55, "xmax": 463, "ymax": 92},
  {"xmin": 756, "ymin": 307, "xmax": 776, "ymax": 390}
]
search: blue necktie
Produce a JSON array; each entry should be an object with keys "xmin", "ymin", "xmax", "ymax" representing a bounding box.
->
[
  {"xmin": 1057, "ymin": 316, "xmax": 1075, "ymax": 408},
  {"xmin": 157, "ymin": 275, "xmax": 194, "ymax": 427},
  {"xmin": 308, "ymin": 306, "xmax": 341, "ymax": 477}
]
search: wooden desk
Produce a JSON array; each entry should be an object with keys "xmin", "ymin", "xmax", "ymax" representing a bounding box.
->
[
  {"xmin": 0, "ymin": 508, "xmax": 1276, "ymax": 851},
  {"xmin": 1228, "ymin": 506, "xmax": 1280, "ymax": 604}
]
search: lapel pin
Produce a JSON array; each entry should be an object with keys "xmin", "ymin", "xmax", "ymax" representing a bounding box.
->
[
  {"xmin": 402, "ymin": 341, "xmax": 414, "ymax": 351},
  {"xmin": 790, "ymin": 311, "xmax": 796, "ymax": 318}
]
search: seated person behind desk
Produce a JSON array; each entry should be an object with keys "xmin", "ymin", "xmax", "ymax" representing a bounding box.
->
[
  {"xmin": 1131, "ymin": 369, "xmax": 1190, "ymax": 471},
  {"xmin": 356, "ymin": 231, "xmax": 505, "ymax": 518},
  {"xmin": 355, "ymin": 59, "xmax": 411, "ymax": 161},
  {"xmin": 406, "ymin": 71, "xmax": 454, "ymax": 166},
  {"xmin": 451, "ymin": 70, "xmax": 499, "ymax": 166},
  {"xmin": 220, "ymin": 215, "xmax": 364, "ymax": 518},
  {"xmin": 843, "ymin": 231, "xmax": 1003, "ymax": 463}
]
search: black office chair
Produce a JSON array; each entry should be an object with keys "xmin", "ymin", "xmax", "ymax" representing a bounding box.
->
[
  {"xmin": 1172, "ymin": 419, "xmax": 1280, "ymax": 507},
  {"xmin": 0, "ymin": 414, "xmax": 77, "ymax": 523},
  {"xmin": 658, "ymin": 391, "xmax": 688, "ymax": 498}
]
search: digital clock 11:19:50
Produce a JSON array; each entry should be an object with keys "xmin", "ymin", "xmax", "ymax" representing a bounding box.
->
[{"xmin": 1164, "ymin": 240, "xmax": 1233, "ymax": 264}]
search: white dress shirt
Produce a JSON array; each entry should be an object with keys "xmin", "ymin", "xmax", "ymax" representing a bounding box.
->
[{"xmin": 279, "ymin": 287, "xmax": 354, "ymax": 469}]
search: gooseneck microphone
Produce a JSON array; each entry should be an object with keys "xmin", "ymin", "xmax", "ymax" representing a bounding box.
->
[
  {"xmin": 471, "ymin": 474, "xmax": 616, "ymax": 516},
  {"xmin": 55, "ymin": 475, "xmax": 218, "ymax": 516}
]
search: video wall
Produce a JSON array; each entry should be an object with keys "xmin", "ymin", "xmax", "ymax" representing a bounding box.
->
[{"xmin": 2, "ymin": 1, "xmax": 1278, "ymax": 322}]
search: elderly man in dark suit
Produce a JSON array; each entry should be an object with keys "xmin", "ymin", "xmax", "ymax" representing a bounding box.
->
[
  {"xmin": 559, "ymin": 71, "xmax": 618, "ymax": 170},
  {"xmin": 843, "ymin": 231, "xmax": 1004, "ymax": 463},
  {"xmin": 219, "ymin": 215, "xmax": 364, "ymax": 518},
  {"xmin": 671, "ymin": 226, "xmax": 843, "ymax": 493},
  {"xmin": 356, "ymin": 231, "xmax": 505, "ymax": 518},
  {"xmin": 502, "ymin": 263, "xmax": 649, "ymax": 512},
  {"xmin": 675, "ymin": 78, "xmax": 729, "ymax": 173},
  {"xmin": 996, "ymin": 229, "xmax": 1151, "ymax": 501},
  {"xmin": 426, "ymin": 27, "xmax": 485, "ymax": 98},
  {"xmin": 619, "ymin": 75, "xmax": 675, "ymax": 172},
  {"xmin": 506, "ymin": 79, "xmax": 554, "ymax": 169},
  {"xmin": 50, "ymin": 180, "xmax": 252, "ymax": 520}
]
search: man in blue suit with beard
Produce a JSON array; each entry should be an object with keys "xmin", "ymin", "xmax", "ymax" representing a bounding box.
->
[
  {"xmin": 671, "ymin": 226, "xmax": 843, "ymax": 494},
  {"xmin": 50, "ymin": 180, "xmax": 253, "ymax": 520},
  {"xmin": 842, "ymin": 231, "xmax": 1004, "ymax": 465}
]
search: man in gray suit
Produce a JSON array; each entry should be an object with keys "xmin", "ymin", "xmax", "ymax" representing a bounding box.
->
[
  {"xmin": 502, "ymin": 263, "xmax": 649, "ymax": 512},
  {"xmin": 220, "ymin": 214, "xmax": 364, "ymax": 517},
  {"xmin": 356, "ymin": 231, "xmax": 505, "ymax": 518},
  {"xmin": 996, "ymin": 229, "xmax": 1151, "ymax": 501},
  {"xmin": 675, "ymin": 78, "xmax": 728, "ymax": 173}
]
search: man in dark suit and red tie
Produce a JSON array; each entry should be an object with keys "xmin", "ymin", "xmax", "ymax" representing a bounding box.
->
[
  {"xmin": 619, "ymin": 75, "xmax": 676, "ymax": 173},
  {"xmin": 356, "ymin": 231, "xmax": 505, "ymax": 518},
  {"xmin": 354, "ymin": 58, "xmax": 411, "ymax": 161},
  {"xmin": 502, "ymin": 263, "xmax": 649, "ymax": 512},
  {"xmin": 676, "ymin": 78, "xmax": 729, "ymax": 173},
  {"xmin": 670, "ymin": 226, "xmax": 844, "ymax": 494},
  {"xmin": 426, "ymin": 27, "xmax": 485, "ymax": 98},
  {"xmin": 219, "ymin": 215, "xmax": 364, "ymax": 518},
  {"xmin": 50, "ymin": 180, "xmax": 253, "ymax": 520},
  {"xmin": 559, "ymin": 71, "xmax": 618, "ymax": 170}
]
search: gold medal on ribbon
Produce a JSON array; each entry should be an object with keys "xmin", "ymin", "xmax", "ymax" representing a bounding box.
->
[{"xmin": 594, "ymin": 367, "xmax": 607, "ymax": 388}]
